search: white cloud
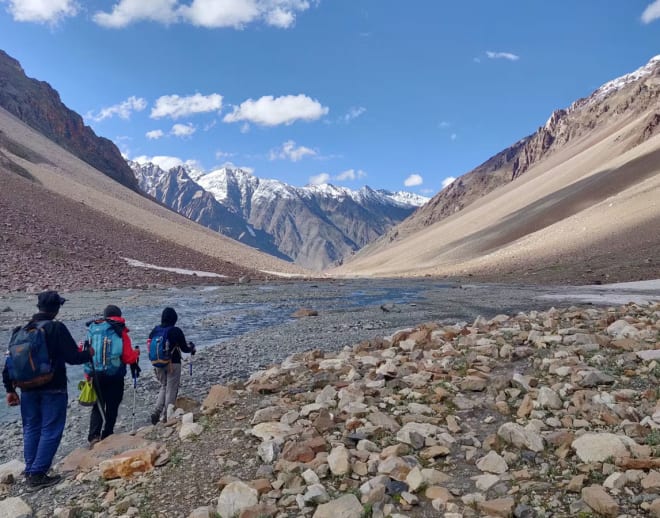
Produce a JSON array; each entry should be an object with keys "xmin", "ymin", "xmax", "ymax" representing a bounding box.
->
[
  {"xmin": 486, "ymin": 51, "xmax": 520, "ymax": 61},
  {"xmin": 86, "ymin": 96, "xmax": 147, "ymax": 122},
  {"xmin": 146, "ymin": 129, "xmax": 165, "ymax": 140},
  {"xmin": 404, "ymin": 174, "xmax": 423, "ymax": 187},
  {"xmin": 223, "ymin": 94, "xmax": 329, "ymax": 126},
  {"xmin": 438, "ymin": 121, "xmax": 451, "ymax": 128},
  {"xmin": 442, "ymin": 176, "xmax": 456, "ymax": 189},
  {"xmin": 269, "ymin": 140, "xmax": 317, "ymax": 161},
  {"xmin": 94, "ymin": 0, "xmax": 313, "ymax": 29},
  {"xmin": 4, "ymin": 0, "xmax": 77, "ymax": 23},
  {"xmin": 642, "ymin": 0, "xmax": 660, "ymax": 23},
  {"xmin": 170, "ymin": 123, "xmax": 196, "ymax": 137},
  {"xmin": 450, "ymin": 133, "xmax": 457, "ymax": 141},
  {"xmin": 342, "ymin": 106, "xmax": 366, "ymax": 123},
  {"xmin": 133, "ymin": 155, "xmax": 184, "ymax": 170},
  {"xmin": 215, "ymin": 150, "xmax": 235, "ymax": 159},
  {"xmin": 93, "ymin": 0, "xmax": 178, "ymax": 27},
  {"xmin": 151, "ymin": 93, "xmax": 223, "ymax": 120},
  {"xmin": 336, "ymin": 169, "xmax": 366, "ymax": 181},
  {"xmin": 309, "ymin": 173, "xmax": 330, "ymax": 185}
]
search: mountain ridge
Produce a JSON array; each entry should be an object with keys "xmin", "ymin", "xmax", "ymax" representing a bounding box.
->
[
  {"xmin": 0, "ymin": 50, "xmax": 139, "ymax": 192},
  {"xmin": 131, "ymin": 161, "xmax": 428, "ymax": 270}
]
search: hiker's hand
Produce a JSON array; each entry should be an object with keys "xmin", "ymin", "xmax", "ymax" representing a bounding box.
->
[
  {"xmin": 6, "ymin": 393, "xmax": 19, "ymax": 406},
  {"xmin": 87, "ymin": 346, "xmax": 95, "ymax": 358},
  {"xmin": 130, "ymin": 363, "xmax": 141, "ymax": 378},
  {"xmin": 189, "ymin": 342, "xmax": 196, "ymax": 355}
]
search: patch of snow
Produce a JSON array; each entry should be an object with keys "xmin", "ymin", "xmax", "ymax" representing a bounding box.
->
[
  {"xmin": 122, "ymin": 258, "xmax": 227, "ymax": 278},
  {"xmin": 246, "ymin": 225, "xmax": 256, "ymax": 238},
  {"xmin": 538, "ymin": 279, "xmax": 660, "ymax": 305},
  {"xmin": 259, "ymin": 270, "xmax": 309, "ymax": 278}
]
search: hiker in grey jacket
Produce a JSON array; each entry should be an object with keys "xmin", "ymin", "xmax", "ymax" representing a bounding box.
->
[{"xmin": 149, "ymin": 307, "xmax": 195, "ymax": 424}]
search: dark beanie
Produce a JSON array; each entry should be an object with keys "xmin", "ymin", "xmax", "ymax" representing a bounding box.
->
[
  {"xmin": 103, "ymin": 305, "xmax": 122, "ymax": 318},
  {"xmin": 161, "ymin": 307, "xmax": 178, "ymax": 326},
  {"xmin": 37, "ymin": 291, "xmax": 66, "ymax": 313}
]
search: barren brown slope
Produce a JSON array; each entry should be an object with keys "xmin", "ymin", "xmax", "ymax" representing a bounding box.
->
[
  {"xmin": 331, "ymin": 115, "xmax": 660, "ymax": 284},
  {"xmin": 384, "ymin": 55, "xmax": 660, "ymax": 243},
  {"xmin": 0, "ymin": 107, "xmax": 310, "ymax": 292}
]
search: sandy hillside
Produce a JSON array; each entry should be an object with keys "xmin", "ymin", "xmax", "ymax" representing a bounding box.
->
[
  {"xmin": 331, "ymin": 114, "xmax": 660, "ymax": 284},
  {"xmin": 0, "ymin": 107, "xmax": 311, "ymax": 291}
]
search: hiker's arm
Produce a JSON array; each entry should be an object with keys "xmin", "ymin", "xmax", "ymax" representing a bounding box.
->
[
  {"xmin": 58, "ymin": 324, "xmax": 93, "ymax": 365},
  {"xmin": 121, "ymin": 330, "xmax": 139, "ymax": 364},
  {"xmin": 174, "ymin": 328, "xmax": 193, "ymax": 353},
  {"xmin": 2, "ymin": 361, "xmax": 15, "ymax": 394}
]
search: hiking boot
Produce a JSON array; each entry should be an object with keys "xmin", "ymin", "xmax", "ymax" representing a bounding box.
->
[
  {"xmin": 26, "ymin": 473, "xmax": 62, "ymax": 492},
  {"xmin": 150, "ymin": 412, "xmax": 161, "ymax": 425},
  {"xmin": 88, "ymin": 437, "xmax": 101, "ymax": 450}
]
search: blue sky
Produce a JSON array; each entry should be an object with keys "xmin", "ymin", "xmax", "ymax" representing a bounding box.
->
[{"xmin": 0, "ymin": 1, "xmax": 658, "ymax": 194}]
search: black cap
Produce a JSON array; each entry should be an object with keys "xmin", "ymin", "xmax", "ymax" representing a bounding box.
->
[
  {"xmin": 161, "ymin": 307, "xmax": 178, "ymax": 326},
  {"xmin": 37, "ymin": 291, "xmax": 66, "ymax": 313},
  {"xmin": 103, "ymin": 305, "xmax": 122, "ymax": 318}
]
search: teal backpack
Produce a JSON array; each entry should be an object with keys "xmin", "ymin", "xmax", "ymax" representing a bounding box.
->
[{"xmin": 85, "ymin": 320, "xmax": 123, "ymax": 376}]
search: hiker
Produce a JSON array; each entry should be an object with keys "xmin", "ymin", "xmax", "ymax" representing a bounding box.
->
[
  {"xmin": 84, "ymin": 305, "xmax": 140, "ymax": 447},
  {"xmin": 148, "ymin": 307, "xmax": 195, "ymax": 424},
  {"xmin": 2, "ymin": 291, "xmax": 94, "ymax": 492}
]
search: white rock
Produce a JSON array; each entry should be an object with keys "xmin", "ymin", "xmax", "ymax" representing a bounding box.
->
[
  {"xmin": 473, "ymin": 473, "xmax": 501, "ymax": 491},
  {"xmin": 302, "ymin": 468, "xmax": 321, "ymax": 485},
  {"xmin": 328, "ymin": 444, "xmax": 351, "ymax": 476},
  {"xmin": 572, "ymin": 433, "xmax": 638, "ymax": 463},
  {"xmin": 476, "ymin": 450, "xmax": 508, "ymax": 474},
  {"xmin": 312, "ymin": 494, "xmax": 363, "ymax": 518},
  {"xmin": 250, "ymin": 422, "xmax": 292, "ymax": 444},
  {"xmin": 497, "ymin": 422, "xmax": 545, "ymax": 452},
  {"xmin": 537, "ymin": 387, "xmax": 563, "ymax": 409},
  {"xmin": 257, "ymin": 440, "xmax": 280, "ymax": 463},
  {"xmin": 179, "ymin": 422, "xmax": 203, "ymax": 440},
  {"xmin": 217, "ymin": 481, "xmax": 258, "ymax": 518},
  {"xmin": 0, "ymin": 497, "xmax": 32, "ymax": 518},
  {"xmin": 607, "ymin": 320, "xmax": 640, "ymax": 339},
  {"xmin": 0, "ymin": 460, "xmax": 25, "ymax": 482}
]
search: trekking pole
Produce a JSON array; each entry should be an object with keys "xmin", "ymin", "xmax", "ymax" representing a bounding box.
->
[
  {"xmin": 131, "ymin": 346, "xmax": 139, "ymax": 434},
  {"xmin": 86, "ymin": 343, "xmax": 107, "ymax": 433}
]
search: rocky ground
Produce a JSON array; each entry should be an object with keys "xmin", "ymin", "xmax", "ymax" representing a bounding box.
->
[{"xmin": 1, "ymin": 300, "xmax": 659, "ymax": 518}]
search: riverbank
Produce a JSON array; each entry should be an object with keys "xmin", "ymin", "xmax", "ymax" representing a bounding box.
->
[{"xmin": 1, "ymin": 297, "xmax": 658, "ymax": 517}]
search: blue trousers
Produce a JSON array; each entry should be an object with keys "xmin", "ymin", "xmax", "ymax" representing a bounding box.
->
[{"xmin": 20, "ymin": 390, "xmax": 68, "ymax": 476}]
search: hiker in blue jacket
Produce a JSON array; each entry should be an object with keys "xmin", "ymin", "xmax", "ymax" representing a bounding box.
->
[
  {"xmin": 2, "ymin": 291, "xmax": 93, "ymax": 492},
  {"xmin": 149, "ymin": 307, "xmax": 195, "ymax": 424}
]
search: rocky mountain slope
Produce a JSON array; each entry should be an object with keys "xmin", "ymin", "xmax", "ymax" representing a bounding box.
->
[
  {"xmin": 334, "ymin": 55, "xmax": 660, "ymax": 283},
  {"xmin": 132, "ymin": 161, "xmax": 427, "ymax": 270},
  {"xmin": 0, "ymin": 105, "xmax": 310, "ymax": 292},
  {"xmin": 0, "ymin": 50, "xmax": 139, "ymax": 192},
  {"xmin": 397, "ymin": 55, "xmax": 660, "ymax": 237}
]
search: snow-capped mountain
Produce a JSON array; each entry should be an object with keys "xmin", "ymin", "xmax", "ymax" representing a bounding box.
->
[{"xmin": 130, "ymin": 161, "xmax": 428, "ymax": 270}]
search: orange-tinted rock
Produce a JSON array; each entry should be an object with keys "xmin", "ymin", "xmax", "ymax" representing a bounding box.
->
[{"xmin": 99, "ymin": 446, "xmax": 158, "ymax": 480}]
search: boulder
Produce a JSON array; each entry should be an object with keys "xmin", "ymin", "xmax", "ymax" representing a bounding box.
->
[
  {"xmin": 497, "ymin": 423, "xmax": 544, "ymax": 452},
  {"xmin": 328, "ymin": 444, "xmax": 351, "ymax": 476},
  {"xmin": 217, "ymin": 481, "xmax": 259, "ymax": 518},
  {"xmin": 476, "ymin": 450, "xmax": 508, "ymax": 474},
  {"xmin": 0, "ymin": 497, "xmax": 32, "ymax": 518},
  {"xmin": 477, "ymin": 497, "xmax": 515, "ymax": 517},
  {"xmin": 312, "ymin": 494, "xmax": 363, "ymax": 518},
  {"xmin": 571, "ymin": 433, "xmax": 638, "ymax": 463},
  {"xmin": 201, "ymin": 385, "xmax": 235, "ymax": 415},
  {"xmin": 99, "ymin": 446, "xmax": 158, "ymax": 479},
  {"xmin": 581, "ymin": 485, "xmax": 619, "ymax": 517},
  {"xmin": 58, "ymin": 433, "xmax": 159, "ymax": 475},
  {"xmin": 0, "ymin": 460, "xmax": 25, "ymax": 484},
  {"xmin": 250, "ymin": 422, "xmax": 292, "ymax": 444}
]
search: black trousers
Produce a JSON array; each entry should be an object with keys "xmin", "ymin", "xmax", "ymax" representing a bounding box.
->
[{"xmin": 88, "ymin": 373, "xmax": 125, "ymax": 442}]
